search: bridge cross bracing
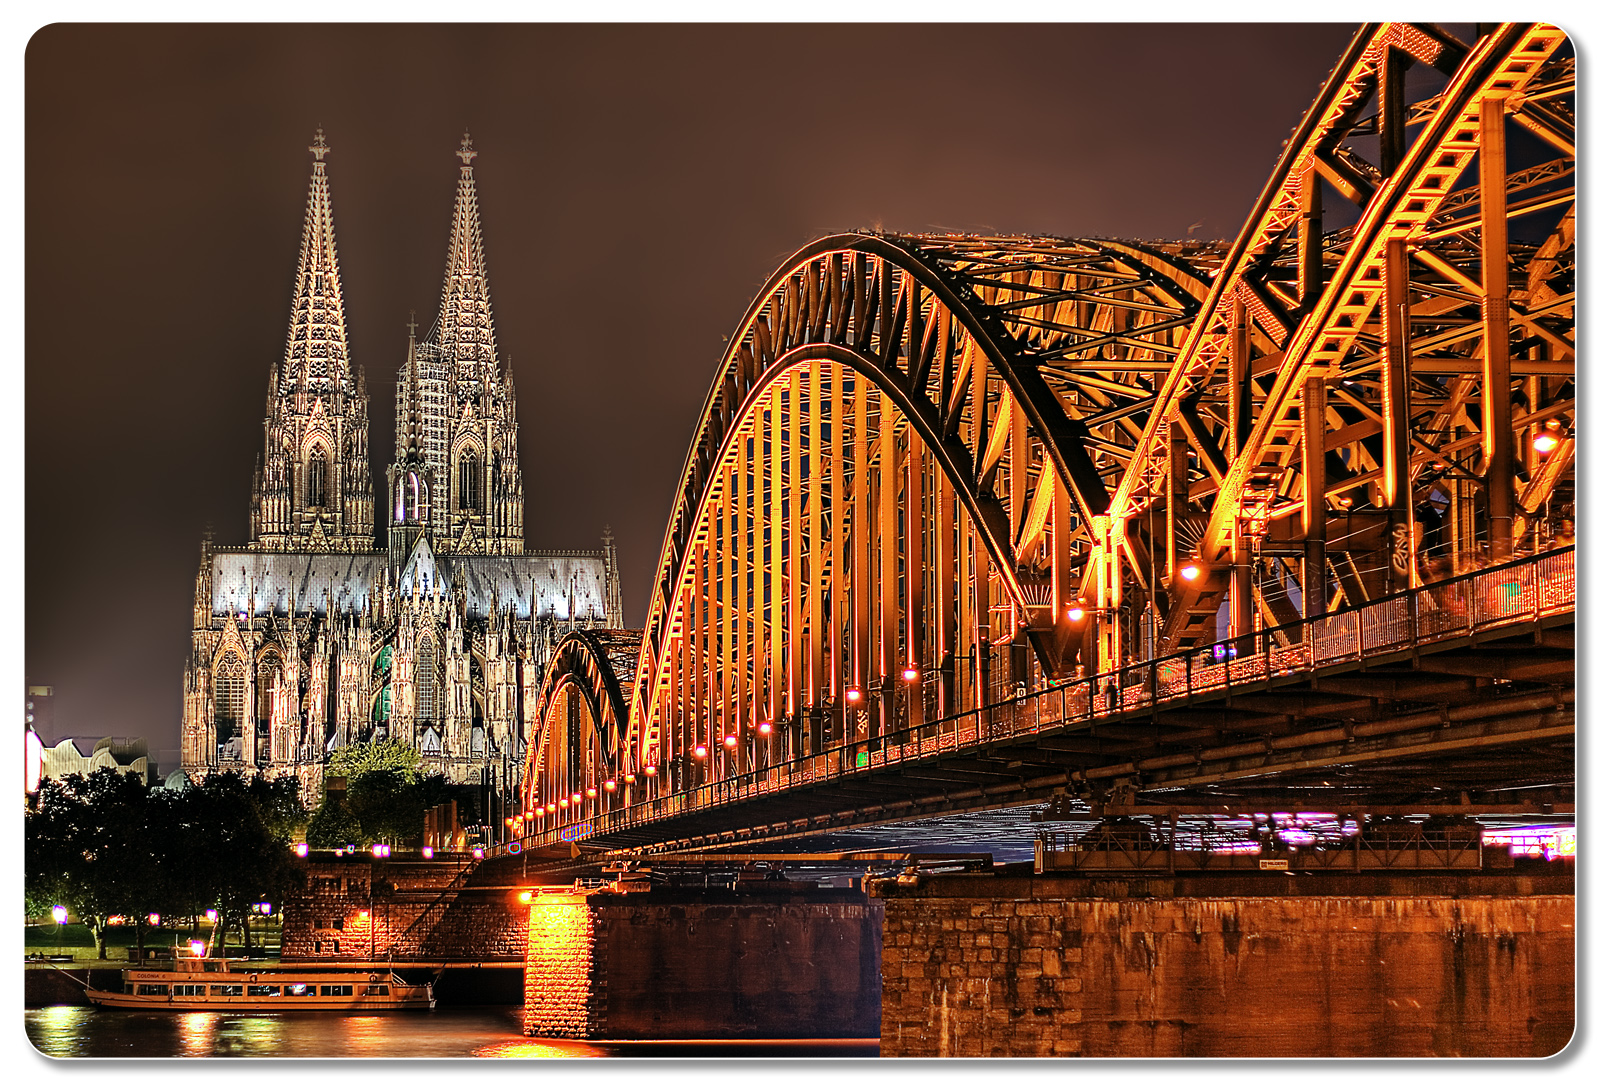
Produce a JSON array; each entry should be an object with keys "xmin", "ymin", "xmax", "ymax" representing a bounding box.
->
[{"xmin": 516, "ymin": 23, "xmax": 1574, "ymax": 857}]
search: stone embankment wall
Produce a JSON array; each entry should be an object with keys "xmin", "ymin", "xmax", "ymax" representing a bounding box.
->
[
  {"xmin": 872, "ymin": 870, "xmax": 1574, "ymax": 1057},
  {"xmin": 280, "ymin": 854, "xmax": 527, "ymax": 961},
  {"xmin": 523, "ymin": 885, "xmax": 883, "ymax": 1040}
]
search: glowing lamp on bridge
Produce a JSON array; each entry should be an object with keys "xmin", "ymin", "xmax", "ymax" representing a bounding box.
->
[
  {"xmin": 546, "ymin": 803, "xmax": 555, "ymax": 813},
  {"xmin": 757, "ymin": 722, "xmax": 772, "ymax": 735},
  {"xmin": 845, "ymin": 686, "xmax": 863, "ymax": 705},
  {"xmin": 294, "ymin": 843, "xmax": 309, "ymax": 857},
  {"xmin": 1534, "ymin": 424, "xmax": 1562, "ymax": 454},
  {"xmin": 644, "ymin": 764, "xmax": 657, "ymax": 777},
  {"xmin": 518, "ymin": 891, "xmax": 534, "ymax": 905},
  {"xmin": 901, "ymin": 667, "xmax": 919, "ymax": 683},
  {"xmin": 558, "ymin": 798, "xmax": 569, "ymax": 809},
  {"xmin": 693, "ymin": 745, "xmax": 708, "ymax": 759},
  {"xmin": 586, "ymin": 787, "xmax": 598, "ymax": 798},
  {"xmin": 525, "ymin": 810, "xmax": 536, "ymax": 820},
  {"xmin": 723, "ymin": 735, "xmax": 738, "ymax": 749},
  {"xmin": 51, "ymin": 905, "xmax": 67, "ymax": 926},
  {"xmin": 571, "ymin": 791, "xmax": 583, "ymax": 804},
  {"xmin": 534, "ymin": 807, "xmax": 544, "ymax": 817},
  {"xmin": 148, "ymin": 914, "xmax": 160, "ymax": 927},
  {"xmin": 422, "ymin": 846, "xmax": 434, "ymax": 859},
  {"xmin": 604, "ymin": 779, "xmax": 617, "ymax": 792},
  {"xmin": 1179, "ymin": 563, "xmax": 1202, "ymax": 582},
  {"xmin": 624, "ymin": 774, "xmax": 636, "ymax": 784},
  {"xmin": 358, "ymin": 910, "xmax": 369, "ymax": 920}
]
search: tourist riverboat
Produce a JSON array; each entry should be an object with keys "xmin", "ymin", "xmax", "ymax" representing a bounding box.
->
[{"xmin": 85, "ymin": 954, "xmax": 435, "ymax": 1011}]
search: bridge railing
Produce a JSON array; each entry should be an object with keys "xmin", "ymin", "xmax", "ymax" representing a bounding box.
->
[{"xmin": 517, "ymin": 546, "xmax": 1573, "ymax": 849}]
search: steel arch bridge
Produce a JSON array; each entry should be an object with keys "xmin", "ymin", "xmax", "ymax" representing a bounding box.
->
[{"xmin": 517, "ymin": 22, "xmax": 1574, "ymax": 854}]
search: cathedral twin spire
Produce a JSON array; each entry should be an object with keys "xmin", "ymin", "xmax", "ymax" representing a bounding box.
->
[{"xmin": 250, "ymin": 128, "xmax": 521, "ymax": 559}]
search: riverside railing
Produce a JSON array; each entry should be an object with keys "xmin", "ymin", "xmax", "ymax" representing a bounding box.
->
[{"xmin": 503, "ymin": 546, "xmax": 1574, "ymax": 855}]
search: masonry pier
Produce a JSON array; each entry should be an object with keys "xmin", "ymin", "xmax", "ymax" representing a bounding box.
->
[{"xmin": 867, "ymin": 864, "xmax": 1574, "ymax": 1057}]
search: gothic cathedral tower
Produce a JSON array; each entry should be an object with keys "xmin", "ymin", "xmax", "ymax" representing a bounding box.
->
[
  {"xmin": 251, "ymin": 129, "xmax": 375, "ymax": 552},
  {"xmin": 387, "ymin": 133, "xmax": 524, "ymax": 565}
]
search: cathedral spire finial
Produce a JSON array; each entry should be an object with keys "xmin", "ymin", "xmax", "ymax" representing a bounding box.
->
[
  {"xmin": 457, "ymin": 130, "xmax": 476, "ymax": 167},
  {"xmin": 309, "ymin": 127, "xmax": 330, "ymax": 162}
]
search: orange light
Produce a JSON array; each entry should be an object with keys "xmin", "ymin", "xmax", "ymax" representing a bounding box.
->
[
  {"xmin": 546, "ymin": 803, "xmax": 555, "ymax": 813},
  {"xmin": 645, "ymin": 765, "xmax": 657, "ymax": 776},
  {"xmin": 845, "ymin": 686, "xmax": 862, "ymax": 704},
  {"xmin": 1534, "ymin": 433, "xmax": 1559, "ymax": 454},
  {"xmin": 1065, "ymin": 606, "xmax": 1085, "ymax": 623},
  {"xmin": 693, "ymin": 745, "xmax": 708, "ymax": 759},
  {"xmin": 1179, "ymin": 563, "xmax": 1201, "ymax": 582},
  {"xmin": 558, "ymin": 798, "xmax": 569, "ymax": 808},
  {"xmin": 604, "ymin": 779, "xmax": 617, "ymax": 792},
  {"xmin": 723, "ymin": 735, "xmax": 738, "ymax": 748},
  {"xmin": 572, "ymin": 791, "xmax": 582, "ymax": 804},
  {"xmin": 902, "ymin": 667, "xmax": 919, "ymax": 683},
  {"xmin": 358, "ymin": 910, "xmax": 369, "ymax": 919},
  {"xmin": 524, "ymin": 811, "xmax": 535, "ymax": 819},
  {"xmin": 518, "ymin": 891, "xmax": 534, "ymax": 904},
  {"xmin": 757, "ymin": 721, "xmax": 772, "ymax": 735},
  {"xmin": 624, "ymin": 774, "xmax": 636, "ymax": 784},
  {"xmin": 535, "ymin": 807, "xmax": 545, "ymax": 817},
  {"xmin": 586, "ymin": 787, "xmax": 598, "ymax": 798}
]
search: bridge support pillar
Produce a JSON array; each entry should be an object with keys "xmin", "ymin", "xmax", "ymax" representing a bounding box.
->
[
  {"xmin": 522, "ymin": 883, "xmax": 882, "ymax": 1040},
  {"xmin": 869, "ymin": 866, "xmax": 1573, "ymax": 1057}
]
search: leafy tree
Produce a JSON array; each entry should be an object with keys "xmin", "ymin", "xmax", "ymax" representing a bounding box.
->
[
  {"xmin": 306, "ymin": 796, "xmax": 361, "ymax": 848},
  {"xmin": 26, "ymin": 770, "xmax": 166, "ymax": 958},
  {"xmin": 326, "ymin": 738, "xmax": 421, "ymax": 783}
]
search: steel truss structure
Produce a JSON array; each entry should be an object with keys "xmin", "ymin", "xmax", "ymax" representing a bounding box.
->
[{"xmin": 520, "ymin": 23, "xmax": 1574, "ymax": 840}]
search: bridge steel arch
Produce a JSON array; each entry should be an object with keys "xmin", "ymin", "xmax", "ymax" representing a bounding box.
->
[
  {"xmin": 518, "ymin": 22, "xmax": 1574, "ymax": 844},
  {"xmin": 599, "ymin": 232, "xmax": 1224, "ymax": 799},
  {"xmin": 525, "ymin": 629, "xmax": 641, "ymax": 821},
  {"xmin": 1093, "ymin": 22, "xmax": 1574, "ymax": 653}
]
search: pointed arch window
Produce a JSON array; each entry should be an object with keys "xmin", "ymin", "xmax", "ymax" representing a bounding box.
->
[
  {"xmin": 404, "ymin": 471, "xmax": 425, "ymax": 522},
  {"xmin": 459, "ymin": 450, "xmax": 480, "ymax": 512},
  {"xmin": 256, "ymin": 655, "xmax": 281, "ymax": 734},
  {"xmin": 216, "ymin": 654, "xmax": 247, "ymax": 745},
  {"xmin": 306, "ymin": 447, "xmax": 329, "ymax": 508},
  {"xmin": 416, "ymin": 635, "xmax": 439, "ymax": 725}
]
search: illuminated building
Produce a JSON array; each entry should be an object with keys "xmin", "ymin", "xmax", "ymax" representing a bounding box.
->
[{"xmin": 181, "ymin": 131, "xmax": 623, "ymax": 797}]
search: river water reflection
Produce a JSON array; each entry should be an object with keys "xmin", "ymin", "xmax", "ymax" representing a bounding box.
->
[{"xmin": 24, "ymin": 1006, "xmax": 879, "ymax": 1059}]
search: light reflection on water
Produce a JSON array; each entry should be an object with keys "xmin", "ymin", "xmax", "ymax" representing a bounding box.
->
[
  {"xmin": 25, "ymin": 1007, "xmax": 878, "ymax": 1058},
  {"xmin": 24, "ymin": 1006, "xmax": 594, "ymax": 1058}
]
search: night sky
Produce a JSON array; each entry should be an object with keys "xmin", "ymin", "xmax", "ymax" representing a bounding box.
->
[{"xmin": 24, "ymin": 23, "xmax": 1356, "ymax": 763}]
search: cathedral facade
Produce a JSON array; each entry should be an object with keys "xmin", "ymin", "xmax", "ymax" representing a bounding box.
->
[{"xmin": 180, "ymin": 132, "xmax": 621, "ymax": 799}]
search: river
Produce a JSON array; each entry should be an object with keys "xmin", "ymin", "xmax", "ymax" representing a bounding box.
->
[{"xmin": 24, "ymin": 1006, "xmax": 879, "ymax": 1058}]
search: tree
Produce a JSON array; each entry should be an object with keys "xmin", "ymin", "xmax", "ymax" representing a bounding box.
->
[
  {"xmin": 306, "ymin": 796, "xmax": 361, "ymax": 848},
  {"xmin": 326, "ymin": 738, "xmax": 421, "ymax": 783},
  {"xmin": 26, "ymin": 770, "xmax": 166, "ymax": 958}
]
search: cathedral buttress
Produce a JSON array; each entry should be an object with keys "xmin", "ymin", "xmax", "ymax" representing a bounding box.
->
[{"xmin": 251, "ymin": 129, "xmax": 374, "ymax": 553}]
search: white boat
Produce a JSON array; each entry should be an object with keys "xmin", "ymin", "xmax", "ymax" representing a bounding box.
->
[{"xmin": 85, "ymin": 955, "xmax": 435, "ymax": 1011}]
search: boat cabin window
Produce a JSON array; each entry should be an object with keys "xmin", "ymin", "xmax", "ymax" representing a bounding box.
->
[
  {"xmin": 362, "ymin": 985, "xmax": 389, "ymax": 996},
  {"xmin": 319, "ymin": 985, "xmax": 354, "ymax": 997},
  {"xmin": 174, "ymin": 985, "xmax": 206, "ymax": 997},
  {"xmin": 286, "ymin": 984, "xmax": 313, "ymax": 997},
  {"xmin": 137, "ymin": 984, "xmax": 167, "ymax": 996},
  {"xmin": 210, "ymin": 984, "xmax": 243, "ymax": 996},
  {"xmin": 247, "ymin": 984, "xmax": 281, "ymax": 997}
]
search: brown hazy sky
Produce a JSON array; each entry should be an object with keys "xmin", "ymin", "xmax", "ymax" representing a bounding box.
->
[{"xmin": 25, "ymin": 23, "xmax": 1360, "ymax": 760}]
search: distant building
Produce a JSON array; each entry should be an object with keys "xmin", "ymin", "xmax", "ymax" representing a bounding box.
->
[
  {"xmin": 38, "ymin": 737, "xmax": 158, "ymax": 786},
  {"xmin": 180, "ymin": 131, "xmax": 622, "ymax": 801}
]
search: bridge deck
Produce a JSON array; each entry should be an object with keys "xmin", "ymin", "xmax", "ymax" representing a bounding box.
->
[{"xmin": 499, "ymin": 548, "xmax": 1572, "ymax": 858}]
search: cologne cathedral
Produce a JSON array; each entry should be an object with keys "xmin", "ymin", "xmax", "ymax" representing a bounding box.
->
[{"xmin": 180, "ymin": 131, "xmax": 622, "ymax": 799}]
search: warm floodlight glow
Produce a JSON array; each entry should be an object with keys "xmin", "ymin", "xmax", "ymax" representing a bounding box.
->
[
  {"xmin": 519, "ymin": 891, "xmax": 534, "ymax": 904},
  {"xmin": 188, "ymin": 940, "xmax": 206, "ymax": 958},
  {"xmin": 757, "ymin": 721, "xmax": 772, "ymax": 735},
  {"xmin": 1066, "ymin": 605, "xmax": 1085, "ymax": 622},
  {"xmin": 586, "ymin": 787, "xmax": 598, "ymax": 798},
  {"xmin": 644, "ymin": 764, "xmax": 657, "ymax": 776},
  {"xmin": 51, "ymin": 905, "xmax": 67, "ymax": 925},
  {"xmin": 902, "ymin": 667, "xmax": 919, "ymax": 683},
  {"xmin": 845, "ymin": 686, "xmax": 863, "ymax": 704},
  {"xmin": 294, "ymin": 843, "xmax": 309, "ymax": 857},
  {"xmin": 1534, "ymin": 432, "xmax": 1559, "ymax": 454},
  {"xmin": 1179, "ymin": 563, "xmax": 1202, "ymax": 582},
  {"xmin": 422, "ymin": 846, "xmax": 434, "ymax": 859},
  {"xmin": 693, "ymin": 745, "xmax": 708, "ymax": 759},
  {"xmin": 535, "ymin": 807, "xmax": 545, "ymax": 817},
  {"xmin": 723, "ymin": 735, "xmax": 738, "ymax": 748},
  {"xmin": 604, "ymin": 779, "xmax": 617, "ymax": 792},
  {"xmin": 559, "ymin": 798, "xmax": 569, "ymax": 808}
]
